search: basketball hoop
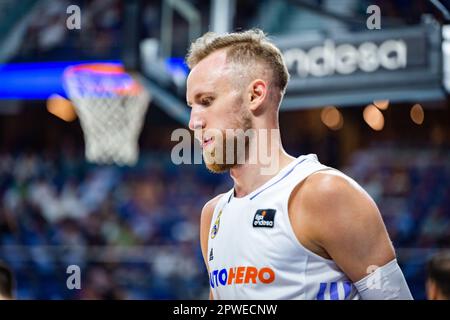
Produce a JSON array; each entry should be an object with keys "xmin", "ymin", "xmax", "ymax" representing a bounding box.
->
[{"xmin": 62, "ymin": 63, "xmax": 151, "ymax": 166}]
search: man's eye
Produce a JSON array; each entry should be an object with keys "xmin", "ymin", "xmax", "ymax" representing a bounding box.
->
[{"xmin": 201, "ymin": 97, "xmax": 213, "ymax": 106}]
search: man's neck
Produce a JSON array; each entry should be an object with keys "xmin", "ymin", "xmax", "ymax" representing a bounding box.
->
[{"xmin": 230, "ymin": 147, "xmax": 295, "ymax": 198}]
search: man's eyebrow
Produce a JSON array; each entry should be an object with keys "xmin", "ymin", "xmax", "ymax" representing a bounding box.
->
[
  {"xmin": 187, "ymin": 92, "xmax": 215, "ymax": 106},
  {"xmin": 194, "ymin": 92, "xmax": 215, "ymax": 100}
]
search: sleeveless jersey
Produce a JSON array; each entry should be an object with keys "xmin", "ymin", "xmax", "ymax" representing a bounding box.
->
[{"xmin": 207, "ymin": 154, "xmax": 361, "ymax": 300}]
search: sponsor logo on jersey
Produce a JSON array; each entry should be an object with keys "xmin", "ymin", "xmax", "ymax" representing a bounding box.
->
[
  {"xmin": 209, "ymin": 266, "xmax": 275, "ymax": 288},
  {"xmin": 210, "ymin": 210, "xmax": 222, "ymax": 239},
  {"xmin": 253, "ymin": 209, "xmax": 276, "ymax": 228}
]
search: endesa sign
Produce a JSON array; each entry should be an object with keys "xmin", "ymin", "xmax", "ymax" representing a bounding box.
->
[
  {"xmin": 284, "ymin": 39, "xmax": 407, "ymax": 78},
  {"xmin": 274, "ymin": 18, "xmax": 445, "ymax": 109}
]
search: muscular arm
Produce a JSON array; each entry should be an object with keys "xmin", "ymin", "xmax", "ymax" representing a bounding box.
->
[
  {"xmin": 200, "ymin": 194, "xmax": 224, "ymax": 300},
  {"xmin": 289, "ymin": 170, "xmax": 395, "ymax": 283}
]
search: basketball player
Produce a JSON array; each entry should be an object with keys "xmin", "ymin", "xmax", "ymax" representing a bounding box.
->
[
  {"xmin": 185, "ymin": 29, "xmax": 413, "ymax": 300},
  {"xmin": 426, "ymin": 252, "xmax": 450, "ymax": 300}
]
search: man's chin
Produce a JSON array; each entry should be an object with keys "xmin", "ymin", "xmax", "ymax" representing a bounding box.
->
[
  {"xmin": 205, "ymin": 162, "xmax": 234, "ymax": 174},
  {"xmin": 203, "ymin": 152, "xmax": 236, "ymax": 173}
]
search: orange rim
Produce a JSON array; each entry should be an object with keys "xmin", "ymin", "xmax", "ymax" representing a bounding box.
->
[
  {"xmin": 68, "ymin": 63, "xmax": 125, "ymax": 74},
  {"xmin": 65, "ymin": 63, "xmax": 144, "ymax": 96}
]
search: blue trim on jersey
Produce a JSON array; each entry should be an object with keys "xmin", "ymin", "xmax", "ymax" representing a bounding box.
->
[
  {"xmin": 330, "ymin": 282, "xmax": 339, "ymax": 300},
  {"xmin": 343, "ymin": 281, "xmax": 352, "ymax": 299},
  {"xmin": 316, "ymin": 283, "xmax": 327, "ymax": 300},
  {"xmin": 249, "ymin": 158, "xmax": 308, "ymax": 200}
]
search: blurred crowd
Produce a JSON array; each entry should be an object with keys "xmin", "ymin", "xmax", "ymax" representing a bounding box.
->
[
  {"xmin": 343, "ymin": 145, "xmax": 450, "ymax": 299},
  {"xmin": 0, "ymin": 145, "xmax": 448, "ymax": 299},
  {"xmin": 344, "ymin": 146, "xmax": 450, "ymax": 249},
  {"xmin": 12, "ymin": 0, "xmax": 205, "ymax": 62},
  {"xmin": 14, "ymin": 0, "xmax": 124, "ymax": 61},
  {"xmin": 11, "ymin": 0, "xmax": 444, "ymax": 63},
  {"xmin": 0, "ymin": 150, "xmax": 231, "ymax": 299}
]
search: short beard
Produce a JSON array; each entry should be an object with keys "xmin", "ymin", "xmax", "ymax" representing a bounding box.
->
[{"xmin": 204, "ymin": 109, "xmax": 252, "ymax": 174}]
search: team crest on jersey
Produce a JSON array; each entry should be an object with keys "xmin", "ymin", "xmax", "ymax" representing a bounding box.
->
[
  {"xmin": 211, "ymin": 210, "xmax": 222, "ymax": 239},
  {"xmin": 253, "ymin": 209, "xmax": 276, "ymax": 228}
]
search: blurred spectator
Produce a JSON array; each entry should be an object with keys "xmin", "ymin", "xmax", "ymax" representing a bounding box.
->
[
  {"xmin": 0, "ymin": 261, "xmax": 15, "ymax": 300},
  {"xmin": 426, "ymin": 252, "xmax": 450, "ymax": 300}
]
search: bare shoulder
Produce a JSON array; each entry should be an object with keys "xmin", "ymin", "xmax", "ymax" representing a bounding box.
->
[
  {"xmin": 290, "ymin": 169, "xmax": 395, "ymax": 281},
  {"xmin": 292, "ymin": 169, "xmax": 377, "ymax": 222}
]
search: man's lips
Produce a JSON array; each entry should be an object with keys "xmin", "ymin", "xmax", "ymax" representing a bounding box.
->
[{"xmin": 202, "ymin": 137, "xmax": 214, "ymax": 148}]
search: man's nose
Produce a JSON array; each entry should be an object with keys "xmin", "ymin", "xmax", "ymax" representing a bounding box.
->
[{"xmin": 189, "ymin": 109, "xmax": 205, "ymax": 131}]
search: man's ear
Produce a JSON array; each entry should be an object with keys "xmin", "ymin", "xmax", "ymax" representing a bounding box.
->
[{"xmin": 248, "ymin": 79, "xmax": 267, "ymax": 112}]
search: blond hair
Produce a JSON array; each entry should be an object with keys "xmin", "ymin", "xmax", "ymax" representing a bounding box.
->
[{"xmin": 186, "ymin": 29, "xmax": 289, "ymax": 96}]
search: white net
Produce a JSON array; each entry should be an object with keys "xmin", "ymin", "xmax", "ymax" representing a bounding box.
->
[{"xmin": 62, "ymin": 64, "xmax": 151, "ymax": 166}]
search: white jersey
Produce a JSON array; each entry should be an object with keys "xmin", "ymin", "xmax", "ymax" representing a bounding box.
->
[{"xmin": 207, "ymin": 154, "xmax": 361, "ymax": 300}]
